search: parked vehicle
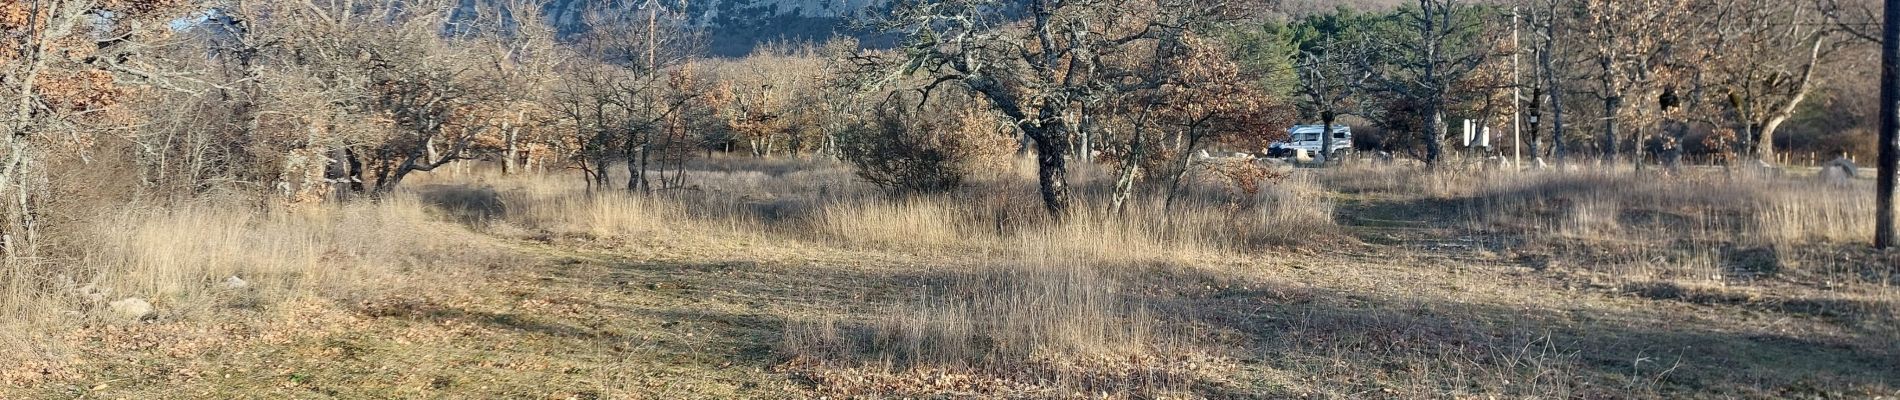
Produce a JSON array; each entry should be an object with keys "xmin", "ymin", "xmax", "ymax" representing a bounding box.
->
[{"xmin": 1267, "ymin": 125, "xmax": 1353, "ymax": 158}]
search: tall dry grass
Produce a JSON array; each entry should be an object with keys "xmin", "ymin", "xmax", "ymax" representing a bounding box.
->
[
  {"xmin": 1324, "ymin": 164, "xmax": 1874, "ymax": 245},
  {"xmin": 6, "ymin": 154, "xmax": 1892, "ymax": 396},
  {"xmin": 473, "ymin": 156, "xmax": 1337, "ymax": 261},
  {"xmin": 1307, "ymin": 163, "xmax": 1898, "ymax": 398},
  {"xmin": 0, "ymin": 193, "xmax": 507, "ymax": 365},
  {"xmin": 805, "ymin": 177, "xmax": 1337, "ymax": 259},
  {"xmin": 1323, "ymin": 163, "xmax": 1894, "ymax": 291},
  {"xmin": 439, "ymin": 156, "xmax": 1334, "ymax": 396},
  {"xmin": 777, "ymin": 251, "xmax": 1220, "ymax": 397},
  {"xmin": 784, "ymin": 255, "xmax": 1158, "ymax": 368}
]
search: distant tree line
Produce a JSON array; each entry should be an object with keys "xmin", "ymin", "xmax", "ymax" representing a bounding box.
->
[{"xmin": 0, "ymin": 0, "xmax": 1890, "ymax": 253}]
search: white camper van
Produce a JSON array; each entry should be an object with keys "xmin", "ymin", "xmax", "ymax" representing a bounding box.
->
[{"xmin": 1268, "ymin": 125, "xmax": 1352, "ymax": 158}]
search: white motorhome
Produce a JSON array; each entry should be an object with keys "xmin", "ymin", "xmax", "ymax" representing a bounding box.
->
[{"xmin": 1267, "ymin": 125, "xmax": 1352, "ymax": 158}]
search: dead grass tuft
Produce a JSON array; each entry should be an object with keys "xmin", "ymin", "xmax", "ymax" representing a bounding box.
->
[
  {"xmin": 779, "ymin": 254, "xmax": 1231, "ymax": 398},
  {"xmin": 0, "ymin": 193, "xmax": 510, "ymax": 384}
]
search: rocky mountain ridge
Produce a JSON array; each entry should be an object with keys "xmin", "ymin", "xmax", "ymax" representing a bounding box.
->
[{"xmin": 534, "ymin": 0, "xmax": 890, "ymax": 56}]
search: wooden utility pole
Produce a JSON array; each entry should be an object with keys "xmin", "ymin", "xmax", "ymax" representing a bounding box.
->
[
  {"xmin": 1878, "ymin": 0, "xmax": 1899, "ymax": 249},
  {"xmin": 647, "ymin": 0, "xmax": 659, "ymax": 80},
  {"xmin": 1512, "ymin": 6, "xmax": 1523, "ymax": 169}
]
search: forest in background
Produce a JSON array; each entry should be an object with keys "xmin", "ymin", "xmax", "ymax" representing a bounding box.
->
[{"xmin": 2, "ymin": 0, "xmax": 1888, "ymax": 223}]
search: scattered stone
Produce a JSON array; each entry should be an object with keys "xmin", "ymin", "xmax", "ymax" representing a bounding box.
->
[
  {"xmin": 76, "ymin": 284, "xmax": 107, "ymax": 303},
  {"xmin": 224, "ymin": 276, "xmax": 250, "ymax": 290},
  {"xmin": 1826, "ymin": 157, "xmax": 1859, "ymax": 177},
  {"xmin": 1750, "ymin": 159, "xmax": 1786, "ymax": 177},
  {"xmin": 1820, "ymin": 157, "xmax": 1858, "ymax": 186},
  {"xmin": 1722, "ymin": 246, "xmax": 1781, "ymax": 281},
  {"xmin": 1294, "ymin": 149, "xmax": 1317, "ymax": 164},
  {"xmin": 108, "ymin": 297, "xmax": 155, "ymax": 320}
]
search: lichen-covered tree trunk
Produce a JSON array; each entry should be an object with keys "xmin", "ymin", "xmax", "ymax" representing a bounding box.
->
[
  {"xmin": 0, "ymin": 1, "xmax": 91, "ymax": 253},
  {"xmin": 1321, "ymin": 113, "xmax": 1339, "ymax": 163},
  {"xmin": 1030, "ymin": 125, "xmax": 1074, "ymax": 218},
  {"xmin": 1109, "ymin": 135, "xmax": 1143, "ymax": 215},
  {"xmin": 502, "ymin": 123, "xmax": 520, "ymax": 175},
  {"xmin": 1550, "ymin": 72, "xmax": 1567, "ymax": 163},
  {"xmin": 1424, "ymin": 105, "xmax": 1445, "ymax": 166},
  {"xmin": 1602, "ymin": 96, "xmax": 1622, "ymax": 164}
]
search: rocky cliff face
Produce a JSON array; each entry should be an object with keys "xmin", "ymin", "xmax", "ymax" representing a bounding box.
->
[{"xmin": 536, "ymin": 0, "xmax": 890, "ymax": 56}]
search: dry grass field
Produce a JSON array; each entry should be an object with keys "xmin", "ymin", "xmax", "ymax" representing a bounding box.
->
[{"xmin": 1, "ymin": 158, "xmax": 1894, "ymax": 399}]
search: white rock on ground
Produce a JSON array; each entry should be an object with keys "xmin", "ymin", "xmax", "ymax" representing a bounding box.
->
[
  {"xmin": 109, "ymin": 297, "xmax": 155, "ymax": 320},
  {"xmin": 1821, "ymin": 157, "xmax": 1859, "ymax": 186},
  {"xmin": 224, "ymin": 276, "xmax": 250, "ymax": 289},
  {"xmin": 76, "ymin": 283, "xmax": 107, "ymax": 303}
]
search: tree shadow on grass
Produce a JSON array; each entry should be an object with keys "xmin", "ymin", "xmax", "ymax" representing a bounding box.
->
[
  {"xmin": 574, "ymin": 255, "xmax": 1897, "ymax": 399},
  {"xmin": 413, "ymin": 184, "xmax": 507, "ymax": 226},
  {"xmin": 1163, "ymin": 276, "xmax": 1899, "ymax": 399},
  {"xmin": 353, "ymin": 296, "xmax": 607, "ymax": 340},
  {"xmin": 352, "ymin": 240, "xmax": 1897, "ymax": 399}
]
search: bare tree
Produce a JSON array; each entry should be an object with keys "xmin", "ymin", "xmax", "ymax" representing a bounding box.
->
[
  {"xmin": 1155, "ymin": 36, "xmax": 1297, "ymax": 210},
  {"xmin": 278, "ymin": 0, "xmax": 506, "ymax": 194},
  {"xmin": 1707, "ymin": 0, "xmax": 1848, "ymax": 162},
  {"xmin": 710, "ymin": 51, "xmax": 815, "ymax": 158},
  {"xmin": 876, "ymin": 0, "xmax": 1077, "ymax": 215},
  {"xmin": 551, "ymin": 4, "xmax": 703, "ymax": 193},
  {"xmin": 1521, "ymin": 0, "xmax": 1575, "ymax": 164},
  {"xmin": 365, "ymin": 47, "xmax": 500, "ymax": 193},
  {"xmin": 1, "ymin": 0, "xmax": 199, "ymax": 250},
  {"xmin": 1572, "ymin": 0, "xmax": 1697, "ymax": 165},
  {"xmin": 1296, "ymin": 37, "xmax": 1373, "ymax": 164},
  {"xmin": 1363, "ymin": 0, "xmax": 1506, "ymax": 166},
  {"xmin": 470, "ymin": 0, "xmax": 562, "ymax": 175},
  {"xmin": 872, "ymin": 0, "xmax": 1188, "ymax": 216},
  {"xmin": 1089, "ymin": 0, "xmax": 1263, "ymax": 214},
  {"xmin": 1819, "ymin": 0, "xmax": 1883, "ymax": 42},
  {"xmin": 551, "ymin": 59, "xmax": 622, "ymax": 189}
]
